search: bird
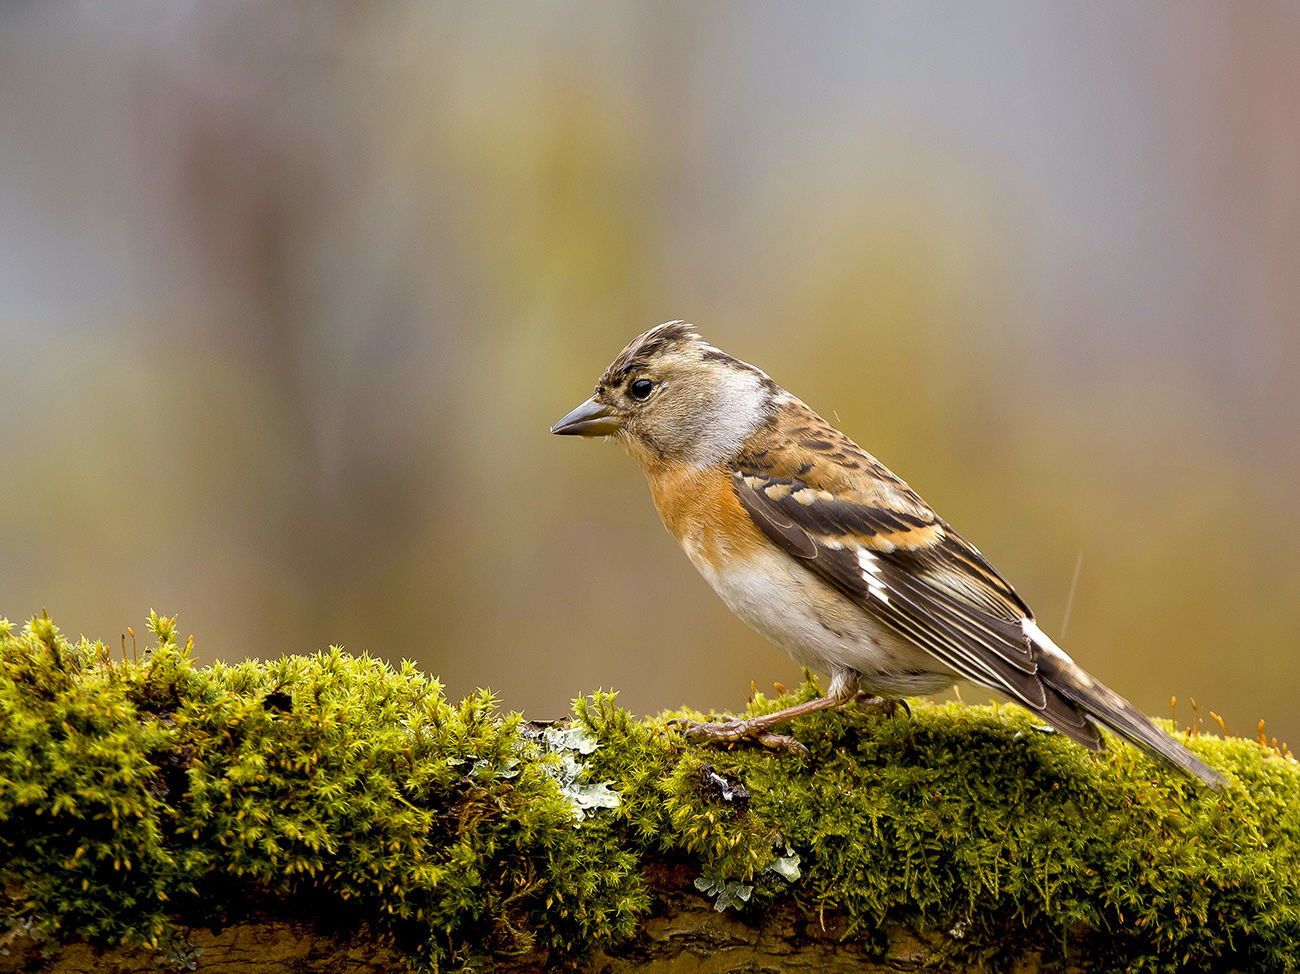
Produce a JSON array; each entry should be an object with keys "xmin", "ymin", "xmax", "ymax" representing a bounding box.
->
[{"xmin": 551, "ymin": 321, "xmax": 1226, "ymax": 788}]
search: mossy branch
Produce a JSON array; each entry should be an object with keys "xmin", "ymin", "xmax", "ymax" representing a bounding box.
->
[{"xmin": 2, "ymin": 614, "xmax": 1298, "ymax": 973}]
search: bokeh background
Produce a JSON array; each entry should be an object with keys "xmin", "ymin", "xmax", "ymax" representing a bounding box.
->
[{"xmin": 2, "ymin": 2, "xmax": 1297, "ymax": 747}]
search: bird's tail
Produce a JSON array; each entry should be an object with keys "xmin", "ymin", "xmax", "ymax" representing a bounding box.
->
[{"xmin": 1024, "ymin": 621, "xmax": 1228, "ymax": 789}]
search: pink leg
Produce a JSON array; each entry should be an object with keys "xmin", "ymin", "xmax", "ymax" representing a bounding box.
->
[{"xmin": 678, "ymin": 679, "xmax": 897, "ymax": 757}]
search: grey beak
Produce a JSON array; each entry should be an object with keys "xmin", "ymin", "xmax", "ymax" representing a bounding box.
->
[{"xmin": 551, "ymin": 396, "xmax": 624, "ymax": 436}]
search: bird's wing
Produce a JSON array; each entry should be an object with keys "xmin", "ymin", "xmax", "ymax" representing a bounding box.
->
[{"xmin": 732, "ymin": 403, "xmax": 1098, "ymax": 745}]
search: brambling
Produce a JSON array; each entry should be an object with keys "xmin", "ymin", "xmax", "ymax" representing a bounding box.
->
[{"xmin": 552, "ymin": 321, "xmax": 1226, "ymax": 787}]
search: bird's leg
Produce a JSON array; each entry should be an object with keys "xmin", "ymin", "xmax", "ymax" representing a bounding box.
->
[{"xmin": 678, "ymin": 671, "xmax": 895, "ymax": 756}]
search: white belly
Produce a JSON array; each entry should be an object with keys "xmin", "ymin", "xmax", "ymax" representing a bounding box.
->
[{"xmin": 683, "ymin": 540, "xmax": 957, "ymax": 697}]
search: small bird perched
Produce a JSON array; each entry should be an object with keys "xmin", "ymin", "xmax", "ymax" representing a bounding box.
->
[{"xmin": 552, "ymin": 321, "xmax": 1226, "ymax": 787}]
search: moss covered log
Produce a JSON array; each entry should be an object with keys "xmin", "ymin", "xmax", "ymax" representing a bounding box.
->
[{"xmin": 2, "ymin": 614, "xmax": 1298, "ymax": 972}]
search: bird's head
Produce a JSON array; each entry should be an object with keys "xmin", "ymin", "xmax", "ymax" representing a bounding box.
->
[{"xmin": 551, "ymin": 321, "xmax": 781, "ymax": 470}]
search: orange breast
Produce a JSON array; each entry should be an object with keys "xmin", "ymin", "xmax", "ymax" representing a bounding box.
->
[{"xmin": 645, "ymin": 465, "xmax": 768, "ymax": 568}]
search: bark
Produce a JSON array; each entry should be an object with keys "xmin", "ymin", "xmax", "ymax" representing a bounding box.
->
[{"xmin": 2, "ymin": 863, "xmax": 1065, "ymax": 974}]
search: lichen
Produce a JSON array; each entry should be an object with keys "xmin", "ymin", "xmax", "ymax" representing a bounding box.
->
[{"xmin": 3, "ymin": 614, "xmax": 1298, "ymax": 972}]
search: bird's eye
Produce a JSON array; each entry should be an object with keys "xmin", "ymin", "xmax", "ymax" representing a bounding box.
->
[{"xmin": 629, "ymin": 378, "xmax": 654, "ymax": 401}]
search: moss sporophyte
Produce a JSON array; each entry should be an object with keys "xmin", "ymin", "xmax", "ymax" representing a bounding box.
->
[{"xmin": 2, "ymin": 613, "xmax": 1298, "ymax": 972}]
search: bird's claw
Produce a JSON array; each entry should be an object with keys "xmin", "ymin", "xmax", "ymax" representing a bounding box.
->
[
  {"xmin": 671, "ymin": 717, "xmax": 811, "ymax": 758},
  {"xmin": 851, "ymin": 692, "xmax": 909, "ymax": 718},
  {"xmin": 665, "ymin": 690, "xmax": 904, "ymax": 758}
]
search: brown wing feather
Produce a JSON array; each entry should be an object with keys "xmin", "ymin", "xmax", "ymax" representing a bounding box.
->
[
  {"xmin": 734, "ymin": 471, "xmax": 1040, "ymax": 696},
  {"xmin": 732, "ymin": 402, "xmax": 1102, "ymax": 746},
  {"xmin": 742, "ymin": 400, "xmax": 1031, "ymax": 617}
]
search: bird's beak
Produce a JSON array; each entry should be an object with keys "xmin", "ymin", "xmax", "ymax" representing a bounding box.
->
[{"xmin": 551, "ymin": 396, "xmax": 624, "ymax": 437}]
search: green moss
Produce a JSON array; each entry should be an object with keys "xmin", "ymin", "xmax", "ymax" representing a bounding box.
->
[
  {"xmin": 3, "ymin": 614, "xmax": 1299, "ymax": 972},
  {"xmin": 1, "ymin": 614, "xmax": 644, "ymax": 970}
]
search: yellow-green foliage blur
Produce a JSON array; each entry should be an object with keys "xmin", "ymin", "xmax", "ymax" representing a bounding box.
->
[{"xmin": 1, "ymin": 6, "xmax": 1297, "ymax": 749}]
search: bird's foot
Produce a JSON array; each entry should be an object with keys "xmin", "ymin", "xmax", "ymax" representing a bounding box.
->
[
  {"xmin": 850, "ymin": 692, "xmax": 910, "ymax": 718},
  {"xmin": 673, "ymin": 717, "xmax": 811, "ymax": 758},
  {"xmin": 669, "ymin": 687, "xmax": 904, "ymax": 757}
]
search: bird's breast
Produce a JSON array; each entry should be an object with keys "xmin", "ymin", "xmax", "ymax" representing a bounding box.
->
[
  {"xmin": 644, "ymin": 465, "xmax": 768, "ymax": 570},
  {"xmin": 643, "ymin": 463, "xmax": 948, "ymax": 691}
]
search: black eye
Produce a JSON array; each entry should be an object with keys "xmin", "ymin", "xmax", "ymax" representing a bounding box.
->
[{"xmin": 629, "ymin": 378, "xmax": 654, "ymax": 401}]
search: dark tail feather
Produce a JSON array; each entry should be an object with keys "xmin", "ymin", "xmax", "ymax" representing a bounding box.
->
[
  {"xmin": 1036, "ymin": 682, "xmax": 1103, "ymax": 752},
  {"xmin": 1034, "ymin": 648, "xmax": 1227, "ymax": 789}
]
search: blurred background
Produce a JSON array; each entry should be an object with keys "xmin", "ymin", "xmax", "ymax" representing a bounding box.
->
[{"xmin": 2, "ymin": 2, "xmax": 1297, "ymax": 746}]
